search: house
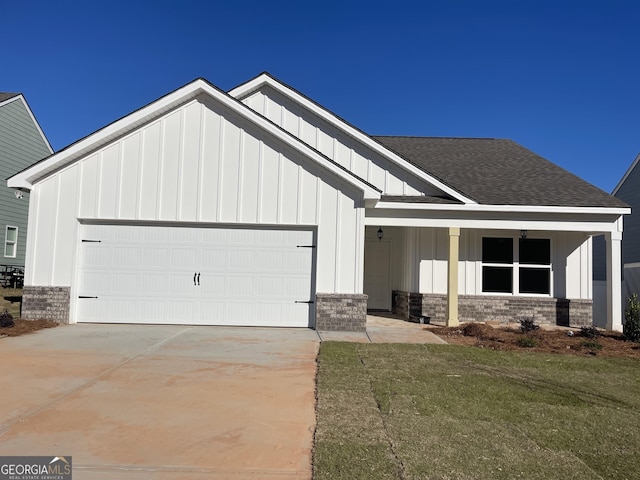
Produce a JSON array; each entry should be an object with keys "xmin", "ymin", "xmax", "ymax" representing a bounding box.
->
[
  {"xmin": 593, "ymin": 153, "xmax": 639, "ymax": 326},
  {"xmin": 0, "ymin": 93, "xmax": 53, "ymax": 284},
  {"xmin": 7, "ymin": 73, "xmax": 629, "ymax": 331}
]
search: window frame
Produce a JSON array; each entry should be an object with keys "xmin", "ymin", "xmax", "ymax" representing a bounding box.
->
[
  {"xmin": 481, "ymin": 235, "xmax": 552, "ymax": 296},
  {"xmin": 4, "ymin": 225, "xmax": 18, "ymax": 258}
]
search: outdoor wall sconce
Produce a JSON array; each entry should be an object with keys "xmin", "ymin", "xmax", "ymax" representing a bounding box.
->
[
  {"xmin": 520, "ymin": 230, "xmax": 528, "ymax": 239},
  {"xmin": 377, "ymin": 227, "xmax": 384, "ymax": 241}
]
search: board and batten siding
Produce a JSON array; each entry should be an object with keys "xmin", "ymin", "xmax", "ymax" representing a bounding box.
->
[
  {"xmin": 388, "ymin": 228, "xmax": 592, "ymax": 299},
  {"xmin": 240, "ymin": 86, "xmax": 444, "ymax": 197},
  {"xmin": 26, "ymin": 96, "xmax": 365, "ymax": 296},
  {"xmin": 0, "ymin": 97, "xmax": 52, "ymax": 266}
]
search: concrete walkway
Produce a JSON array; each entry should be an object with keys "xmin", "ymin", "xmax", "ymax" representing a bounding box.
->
[{"xmin": 318, "ymin": 314, "xmax": 448, "ymax": 344}]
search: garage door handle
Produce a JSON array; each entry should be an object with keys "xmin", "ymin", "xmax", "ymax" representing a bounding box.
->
[
  {"xmin": 295, "ymin": 300, "xmax": 314, "ymax": 304},
  {"xmin": 197, "ymin": 273, "xmax": 200, "ymax": 286},
  {"xmin": 194, "ymin": 272, "xmax": 200, "ymax": 286}
]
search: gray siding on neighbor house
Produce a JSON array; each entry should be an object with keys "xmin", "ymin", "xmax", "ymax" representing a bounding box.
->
[
  {"xmin": 593, "ymin": 155, "xmax": 640, "ymax": 281},
  {"xmin": 0, "ymin": 97, "xmax": 51, "ymax": 267},
  {"xmin": 615, "ymin": 161, "xmax": 640, "ymax": 267}
]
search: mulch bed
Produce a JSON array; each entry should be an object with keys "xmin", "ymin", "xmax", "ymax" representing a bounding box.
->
[
  {"xmin": 0, "ymin": 318, "xmax": 59, "ymax": 337},
  {"xmin": 433, "ymin": 323, "xmax": 640, "ymax": 359}
]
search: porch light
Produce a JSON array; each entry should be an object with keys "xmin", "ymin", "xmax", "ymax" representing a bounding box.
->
[
  {"xmin": 520, "ymin": 230, "xmax": 528, "ymax": 239},
  {"xmin": 377, "ymin": 227, "xmax": 384, "ymax": 241}
]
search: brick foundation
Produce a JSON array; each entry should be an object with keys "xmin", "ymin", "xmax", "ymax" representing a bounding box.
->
[
  {"xmin": 21, "ymin": 286, "xmax": 71, "ymax": 324},
  {"xmin": 316, "ymin": 293, "xmax": 368, "ymax": 331},
  {"xmin": 393, "ymin": 290, "xmax": 592, "ymax": 327}
]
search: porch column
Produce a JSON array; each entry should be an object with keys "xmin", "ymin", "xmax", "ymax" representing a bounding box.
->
[
  {"xmin": 447, "ymin": 227, "xmax": 460, "ymax": 327},
  {"xmin": 605, "ymin": 228, "xmax": 623, "ymax": 332}
]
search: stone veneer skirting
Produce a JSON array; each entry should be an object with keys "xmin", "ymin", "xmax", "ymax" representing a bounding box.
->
[
  {"xmin": 21, "ymin": 286, "xmax": 71, "ymax": 324},
  {"xmin": 316, "ymin": 293, "xmax": 368, "ymax": 331},
  {"xmin": 393, "ymin": 290, "xmax": 592, "ymax": 327}
]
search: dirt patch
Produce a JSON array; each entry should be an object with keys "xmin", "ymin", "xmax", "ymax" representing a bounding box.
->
[
  {"xmin": 433, "ymin": 323, "xmax": 640, "ymax": 359},
  {"xmin": 0, "ymin": 318, "xmax": 59, "ymax": 337}
]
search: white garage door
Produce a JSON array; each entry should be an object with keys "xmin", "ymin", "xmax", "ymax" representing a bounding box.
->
[{"xmin": 76, "ymin": 224, "xmax": 315, "ymax": 327}]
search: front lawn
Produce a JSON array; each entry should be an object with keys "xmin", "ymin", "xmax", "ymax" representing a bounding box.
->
[{"xmin": 314, "ymin": 343, "xmax": 640, "ymax": 479}]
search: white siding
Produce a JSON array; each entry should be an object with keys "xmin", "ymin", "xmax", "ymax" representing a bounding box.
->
[
  {"xmin": 240, "ymin": 86, "xmax": 441, "ymax": 197},
  {"xmin": 26, "ymin": 96, "xmax": 363, "ymax": 300}
]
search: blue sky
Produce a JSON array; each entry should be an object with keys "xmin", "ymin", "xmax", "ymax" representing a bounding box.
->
[{"xmin": 3, "ymin": 0, "xmax": 638, "ymax": 193}]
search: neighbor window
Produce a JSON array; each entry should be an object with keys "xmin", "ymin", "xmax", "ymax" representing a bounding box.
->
[
  {"xmin": 4, "ymin": 226, "xmax": 17, "ymax": 258},
  {"xmin": 482, "ymin": 237, "xmax": 551, "ymax": 295}
]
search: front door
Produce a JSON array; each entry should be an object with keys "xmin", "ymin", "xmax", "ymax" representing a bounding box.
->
[{"xmin": 364, "ymin": 240, "xmax": 391, "ymax": 310}]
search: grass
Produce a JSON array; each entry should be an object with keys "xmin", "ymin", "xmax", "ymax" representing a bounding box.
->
[{"xmin": 314, "ymin": 342, "xmax": 640, "ymax": 479}]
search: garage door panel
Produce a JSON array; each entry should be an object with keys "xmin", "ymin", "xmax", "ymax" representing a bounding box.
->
[
  {"xmin": 112, "ymin": 273, "xmax": 140, "ymax": 294},
  {"xmin": 198, "ymin": 275, "xmax": 226, "ymax": 296},
  {"xmin": 171, "ymin": 248, "xmax": 197, "ymax": 269},
  {"xmin": 143, "ymin": 248, "xmax": 172, "ymax": 269},
  {"xmin": 139, "ymin": 273, "xmax": 174, "ymax": 297},
  {"xmin": 82, "ymin": 245, "xmax": 113, "ymax": 268},
  {"xmin": 77, "ymin": 225, "xmax": 315, "ymax": 327},
  {"xmin": 255, "ymin": 276, "xmax": 283, "ymax": 297},
  {"xmin": 113, "ymin": 246, "xmax": 141, "ymax": 266},
  {"xmin": 282, "ymin": 276, "xmax": 312, "ymax": 298},
  {"xmin": 200, "ymin": 249, "xmax": 228, "ymax": 270},
  {"xmin": 110, "ymin": 299, "xmax": 139, "ymax": 322}
]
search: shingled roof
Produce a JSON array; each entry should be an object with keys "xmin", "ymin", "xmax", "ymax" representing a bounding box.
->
[
  {"xmin": 374, "ymin": 136, "xmax": 628, "ymax": 208},
  {"xmin": 0, "ymin": 92, "xmax": 19, "ymax": 103}
]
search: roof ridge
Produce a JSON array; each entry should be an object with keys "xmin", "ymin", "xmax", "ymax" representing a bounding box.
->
[{"xmin": 373, "ymin": 135, "xmax": 502, "ymax": 141}]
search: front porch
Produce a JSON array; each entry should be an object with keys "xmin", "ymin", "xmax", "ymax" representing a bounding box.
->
[{"xmin": 363, "ymin": 220, "xmax": 623, "ymax": 331}]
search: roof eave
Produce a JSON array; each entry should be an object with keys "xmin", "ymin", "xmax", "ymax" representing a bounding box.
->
[{"xmin": 372, "ymin": 201, "xmax": 630, "ymax": 216}]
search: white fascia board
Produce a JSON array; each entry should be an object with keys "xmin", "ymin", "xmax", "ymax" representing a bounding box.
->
[
  {"xmin": 364, "ymin": 213, "xmax": 624, "ymax": 234},
  {"xmin": 612, "ymin": 152, "xmax": 640, "ymax": 195},
  {"xmin": 373, "ymin": 201, "xmax": 630, "ymax": 216},
  {"xmin": 8, "ymin": 79, "xmax": 380, "ymax": 201},
  {"xmin": 229, "ymin": 74, "xmax": 476, "ymax": 205}
]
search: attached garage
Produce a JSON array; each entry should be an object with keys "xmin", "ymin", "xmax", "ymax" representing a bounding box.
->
[
  {"xmin": 77, "ymin": 224, "xmax": 316, "ymax": 327},
  {"xmin": 10, "ymin": 75, "xmax": 378, "ymax": 329}
]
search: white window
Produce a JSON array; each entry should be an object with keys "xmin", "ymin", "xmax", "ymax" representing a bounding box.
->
[
  {"xmin": 4, "ymin": 226, "xmax": 17, "ymax": 258},
  {"xmin": 482, "ymin": 237, "xmax": 551, "ymax": 295}
]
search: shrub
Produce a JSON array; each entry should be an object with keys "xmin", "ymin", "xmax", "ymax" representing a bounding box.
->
[
  {"xmin": 517, "ymin": 337, "xmax": 538, "ymax": 348},
  {"xmin": 624, "ymin": 294, "xmax": 640, "ymax": 343},
  {"xmin": 580, "ymin": 326, "xmax": 600, "ymax": 339},
  {"xmin": 519, "ymin": 317, "xmax": 539, "ymax": 333},
  {"xmin": 580, "ymin": 340, "xmax": 603, "ymax": 351},
  {"xmin": 0, "ymin": 310, "xmax": 14, "ymax": 328}
]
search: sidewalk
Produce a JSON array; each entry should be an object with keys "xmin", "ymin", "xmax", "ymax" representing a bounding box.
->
[{"xmin": 317, "ymin": 314, "xmax": 448, "ymax": 344}]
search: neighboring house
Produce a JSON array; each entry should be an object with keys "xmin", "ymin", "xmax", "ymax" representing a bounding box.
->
[
  {"xmin": 7, "ymin": 73, "xmax": 629, "ymax": 331},
  {"xmin": 593, "ymin": 153, "xmax": 639, "ymax": 326},
  {"xmin": 0, "ymin": 93, "xmax": 53, "ymax": 280}
]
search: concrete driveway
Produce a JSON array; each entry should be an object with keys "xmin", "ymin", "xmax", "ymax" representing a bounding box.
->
[{"xmin": 0, "ymin": 325, "xmax": 320, "ymax": 480}]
